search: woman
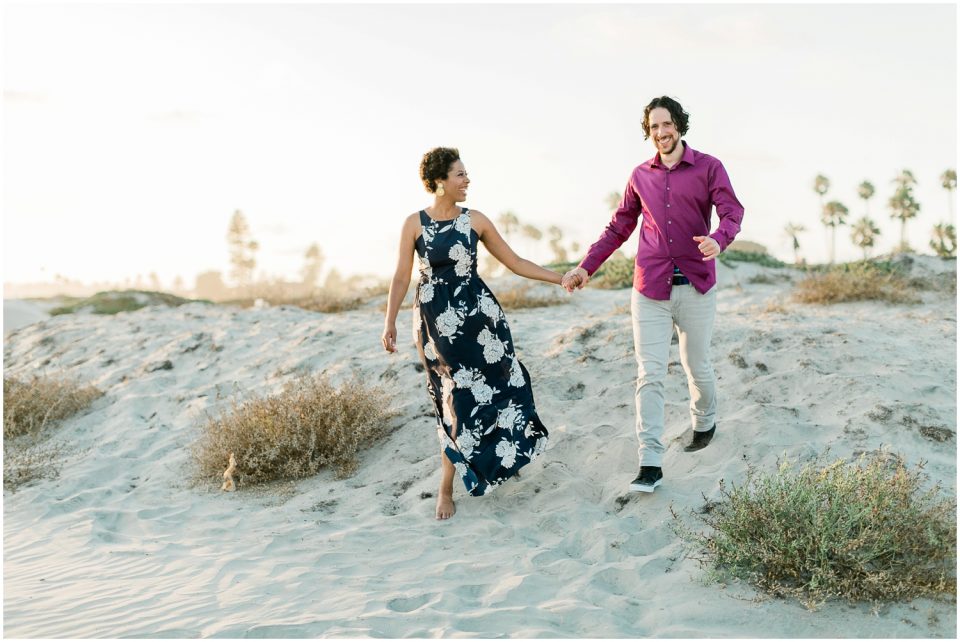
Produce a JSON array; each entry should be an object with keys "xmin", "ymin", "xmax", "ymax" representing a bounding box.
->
[{"xmin": 382, "ymin": 147, "xmax": 564, "ymax": 520}]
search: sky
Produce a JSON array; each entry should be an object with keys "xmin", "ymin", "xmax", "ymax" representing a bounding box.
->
[{"xmin": 2, "ymin": 1, "xmax": 957, "ymax": 289}]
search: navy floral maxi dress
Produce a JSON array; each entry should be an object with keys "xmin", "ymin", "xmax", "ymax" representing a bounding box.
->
[{"xmin": 413, "ymin": 208, "xmax": 549, "ymax": 496}]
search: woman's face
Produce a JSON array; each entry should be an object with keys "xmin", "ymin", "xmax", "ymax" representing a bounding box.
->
[{"xmin": 438, "ymin": 160, "xmax": 470, "ymax": 202}]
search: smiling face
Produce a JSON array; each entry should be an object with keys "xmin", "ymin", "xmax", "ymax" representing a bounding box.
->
[
  {"xmin": 437, "ymin": 160, "xmax": 470, "ymax": 202},
  {"xmin": 647, "ymin": 107, "xmax": 680, "ymax": 156}
]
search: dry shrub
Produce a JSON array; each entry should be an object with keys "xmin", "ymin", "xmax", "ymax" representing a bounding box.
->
[
  {"xmin": 284, "ymin": 293, "xmax": 366, "ymax": 313},
  {"xmin": 4, "ymin": 439, "xmax": 71, "ymax": 491},
  {"xmin": 495, "ymin": 284, "xmax": 568, "ymax": 310},
  {"xmin": 192, "ymin": 373, "xmax": 397, "ymax": 486},
  {"xmin": 793, "ymin": 263, "xmax": 919, "ymax": 304},
  {"xmin": 3, "ymin": 375, "xmax": 102, "ymax": 491},
  {"xmin": 672, "ymin": 451, "xmax": 957, "ymax": 608},
  {"xmin": 3, "ymin": 375, "xmax": 104, "ymax": 439}
]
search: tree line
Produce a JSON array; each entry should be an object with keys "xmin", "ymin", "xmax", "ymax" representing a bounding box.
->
[{"xmin": 785, "ymin": 169, "xmax": 957, "ymax": 264}]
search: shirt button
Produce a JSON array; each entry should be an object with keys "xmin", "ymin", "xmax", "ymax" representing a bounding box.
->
[
  {"xmin": 668, "ymin": 220, "xmax": 671, "ymax": 224},
  {"xmin": 666, "ymin": 204, "xmax": 671, "ymax": 208},
  {"xmin": 669, "ymin": 239, "xmax": 673, "ymax": 243},
  {"xmin": 667, "ymin": 187, "xmax": 671, "ymax": 191}
]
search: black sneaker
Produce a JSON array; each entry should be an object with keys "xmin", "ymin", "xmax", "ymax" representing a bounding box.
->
[
  {"xmin": 684, "ymin": 425, "xmax": 716, "ymax": 452},
  {"xmin": 629, "ymin": 466, "xmax": 663, "ymax": 493}
]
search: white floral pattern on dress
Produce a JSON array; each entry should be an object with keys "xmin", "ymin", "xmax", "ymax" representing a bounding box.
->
[
  {"xmin": 496, "ymin": 404, "xmax": 519, "ymax": 432},
  {"xmin": 454, "ymin": 212, "xmax": 472, "ymax": 237},
  {"xmin": 477, "ymin": 290, "xmax": 503, "ymax": 324},
  {"xmin": 436, "ymin": 302, "xmax": 465, "ymax": 340},
  {"xmin": 452, "ymin": 366, "xmax": 499, "ymax": 407},
  {"xmin": 477, "ymin": 327, "xmax": 508, "ymax": 364},
  {"xmin": 419, "ymin": 282, "xmax": 435, "ymax": 303},
  {"xmin": 495, "ymin": 438, "xmax": 518, "ymax": 469},
  {"xmin": 423, "ymin": 340, "xmax": 438, "ymax": 361},
  {"xmin": 449, "ymin": 242, "xmax": 473, "ymax": 278},
  {"xmin": 508, "ymin": 355, "xmax": 525, "ymax": 387}
]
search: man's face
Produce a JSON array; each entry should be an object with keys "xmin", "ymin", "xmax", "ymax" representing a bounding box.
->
[{"xmin": 648, "ymin": 107, "xmax": 679, "ymax": 156}]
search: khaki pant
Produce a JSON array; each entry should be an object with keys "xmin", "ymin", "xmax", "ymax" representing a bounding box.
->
[{"xmin": 630, "ymin": 285, "xmax": 717, "ymax": 467}]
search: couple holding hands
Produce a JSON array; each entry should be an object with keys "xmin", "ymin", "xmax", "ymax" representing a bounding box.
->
[{"xmin": 382, "ymin": 96, "xmax": 744, "ymax": 520}]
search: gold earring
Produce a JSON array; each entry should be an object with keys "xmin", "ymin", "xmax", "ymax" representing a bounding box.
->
[{"xmin": 436, "ymin": 183, "xmax": 445, "ymax": 197}]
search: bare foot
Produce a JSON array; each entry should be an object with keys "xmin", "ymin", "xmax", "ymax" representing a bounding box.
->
[{"xmin": 435, "ymin": 492, "xmax": 456, "ymax": 520}]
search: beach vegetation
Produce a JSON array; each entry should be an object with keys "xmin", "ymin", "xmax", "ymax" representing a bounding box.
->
[
  {"xmin": 792, "ymin": 260, "xmax": 920, "ymax": 304},
  {"xmin": 3, "ymin": 374, "xmax": 103, "ymax": 491},
  {"xmin": 889, "ymin": 170, "xmax": 921, "ymax": 251},
  {"xmin": 49, "ymin": 290, "xmax": 198, "ymax": 316},
  {"xmin": 192, "ymin": 372, "xmax": 397, "ymax": 487},
  {"xmin": 495, "ymin": 284, "xmax": 569, "ymax": 310},
  {"xmin": 718, "ymin": 250, "xmax": 787, "ymax": 269},
  {"xmin": 671, "ymin": 451, "xmax": 957, "ymax": 609}
]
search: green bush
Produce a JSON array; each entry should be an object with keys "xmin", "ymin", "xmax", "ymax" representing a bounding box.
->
[
  {"xmin": 50, "ymin": 290, "xmax": 198, "ymax": 316},
  {"xmin": 672, "ymin": 451, "xmax": 957, "ymax": 608},
  {"xmin": 718, "ymin": 250, "xmax": 786, "ymax": 269},
  {"xmin": 589, "ymin": 257, "xmax": 635, "ymax": 289}
]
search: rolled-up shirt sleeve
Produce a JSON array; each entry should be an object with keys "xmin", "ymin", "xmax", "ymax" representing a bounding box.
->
[
  {"xmin": 707, "ymin": 161, "xmax": 744, "ymax": 252},
  {"xmin": 579, "ymin": 176, "xmax": 642, "ymax": 276}
]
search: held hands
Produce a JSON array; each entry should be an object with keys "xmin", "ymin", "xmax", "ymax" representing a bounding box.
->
[
  {"xmin": 693, "ymin": 236, "xmax": 721, "ymax": 261},
  {"xmin": 381, "ymin": 323, "xmax": 397, "ymax": 353},
  {"xmin": 561, "ymin": 267, "xmax": 589, "ymax": 293}
]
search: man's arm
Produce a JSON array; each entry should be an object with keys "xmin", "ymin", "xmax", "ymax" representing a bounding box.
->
[
  {"xmin": 707, "ymin": 160, "xmax": 744, "ymax": 252},
  {"xmin": 575, "ymin": 175, "xmax": 642, "ymax": 277}
]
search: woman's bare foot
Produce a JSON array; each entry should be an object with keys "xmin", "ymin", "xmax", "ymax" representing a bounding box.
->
[{"xmin": 435, "ymin": 492, "xmax": 456, "ymax": 520}]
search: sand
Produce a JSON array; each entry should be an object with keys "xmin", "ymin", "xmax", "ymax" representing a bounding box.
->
[{"xmin": 2, "ymin": 256, "xmax": 957, "ymax": 638}]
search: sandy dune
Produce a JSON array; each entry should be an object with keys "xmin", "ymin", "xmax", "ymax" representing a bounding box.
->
[{"xmin": 3, "ymin": 257, "xmax": 956, "ymax": 638}]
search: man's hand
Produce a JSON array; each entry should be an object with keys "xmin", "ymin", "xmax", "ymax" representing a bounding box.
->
[
  {"xmin": 561, "ymin": 267, "xmax": 589, "ymax": 293},
  {"xmin": 693, "ymin": 236, "xmax": 721, "ymax": 261}
]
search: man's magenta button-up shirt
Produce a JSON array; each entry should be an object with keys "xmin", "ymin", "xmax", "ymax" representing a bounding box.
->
[{"xmin": 579, "ymin": 142, "xmax": 744, "ymax": 300}]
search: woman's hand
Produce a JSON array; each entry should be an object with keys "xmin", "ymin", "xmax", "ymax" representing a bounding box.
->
[{"xmin": 381, "ymin": 323, "xmax": 397, "ymax": 353}]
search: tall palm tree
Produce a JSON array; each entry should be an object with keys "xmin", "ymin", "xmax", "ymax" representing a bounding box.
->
[
  {"xmin": 857, "ymin": 180, "xmax": 875, "ymax": 217},
  {"xmin": 814, "ymin": 174, "xmax": 830, "ymax": 206},
  {"xmin": 941, "ymin": 169, "xmax": 957, "ymax": 225},
  {"xmin": 520, "ymin": 223, "xmax": 543, "ymax": 263},
  {"xmin": 821, "ymin": 200, "xmax": 848, "ymax": 263},
  {"xmin": 605, "ymin": 192, "xmax": 623, "ymax": 212},
  {"xmin": 546, "ymin": 225, "xmax": 568, "ymax": 263},
  {"xmin": 888, "ymin": 171, "xmax": 921, "ymax": 253},
  {"xmin": 783, "ymin": 222, "xmax": 805, "ymax": 264},
  {"xmin": 930, "ymin": 223, "xmax": 957, "ymax": 258},
  {"xmin": 850, "ymin": 216, "xmax": 881, "ymax": 260},
  {"xmin": 497, "ymin": 211, "xmax": 520, "ymax": 239}
]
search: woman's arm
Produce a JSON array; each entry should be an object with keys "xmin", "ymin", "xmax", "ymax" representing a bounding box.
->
[
  {"xmin": 382, "ymin": 214, "xmax": 419, "ymax": 352},
  {"xmin": 473, "ymin": 211, "xmax": 562, "ymax": 285}
]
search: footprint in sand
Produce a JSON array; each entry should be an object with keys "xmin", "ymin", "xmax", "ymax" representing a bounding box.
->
[{"xmin": 386, "ymin": 593, "xmax": 434, "ymax": 613}]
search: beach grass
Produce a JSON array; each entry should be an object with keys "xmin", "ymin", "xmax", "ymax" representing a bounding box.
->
[
  {"xmin": 192, "ymin": 373, "xmax": 398, "ymax": 486},
  {"xmin": 792, "ymin": 261, "xmax": 920, "ymax": 304},
  {"xmin": 3, "ymin": 374, "xmax": 103, "ymax": 491},
  {"xmin": 496, "ymin": 284, "xmax": 569, "ymax": 310},
  {"xmin": 671, "ymin": 451, "xmax": 957, "ymax": 609},
  {"xmin": 719, "ymin": 250, "xmax": 787, "ymax": 269},
  {"xmin": 49, "ymin": 290, "xmax": 198, "ymax": 316}
]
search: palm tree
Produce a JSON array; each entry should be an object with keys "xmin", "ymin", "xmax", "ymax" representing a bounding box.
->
[
  {"xmin": 888, "ymin": 171, "xmax": 921, "ymax": 253},
  {"xmin": 821, "ymin": 200, "xmax": 848, "ymax": 263},
  {"xmin": 814, "ymin": 174, "xmax": 830, "ymax": 206},
  {"xmin": 497, "ymin": 211, "xmax": 520, "ymax": 239},
  {"xmin": 520, "ymin": 223, "xmax": 543, "ymax": 263},
  {"xmin": 941, "ymin": 169, "xmax": 957, "ymax": 225},
  {"xmin": 857, "ymin": 180, "xmax": 875, "ymax": 217},
  {"xmin": 930, "ymin": 223, "xmax": 957, "ymax": 258},
  {"xmin": 605, "ymin": 192, "xmax": 623, "ymax": 212},
  {"xmin": 850, "ymin": 216, "xmax": 881, "ymax": 260},
  {"xmin": 546, "ymin": 225, "xmax": 568, "ymax": 263},
  {"xmin": 783, "ymin": 223, "xmax": 805, "ymax": 264}
]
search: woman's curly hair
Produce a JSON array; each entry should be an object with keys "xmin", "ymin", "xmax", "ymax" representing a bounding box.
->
[
  {"xmin": 420, "ymin": 147, "xmax": 461, "ymax": 193},
  {"xmin": 641, "ymin": 96, "xmax": 690, "ymax": 140}
]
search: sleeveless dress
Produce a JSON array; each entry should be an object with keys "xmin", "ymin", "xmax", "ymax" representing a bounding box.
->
[{"xmin": 413, "ymin": 207, "xmax": 549, "ymax": 496}]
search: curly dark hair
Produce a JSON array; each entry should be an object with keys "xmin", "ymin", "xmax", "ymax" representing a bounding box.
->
[
  {"xmin": 641, "ymin": 96, "xmax": 690, "ymax": 140},
  {"xmin": 420, "ymin": 147, "xmax": 461, "ymax": 193}
]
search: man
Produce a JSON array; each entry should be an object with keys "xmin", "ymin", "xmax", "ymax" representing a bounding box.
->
[{"xmin": 562, "ymin": 96, "xmax": 744, "ymax": 493}]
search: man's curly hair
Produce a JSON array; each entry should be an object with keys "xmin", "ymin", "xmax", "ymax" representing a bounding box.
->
[
  {"xmin": 420, "ymin": 147, "xmax": 461, "ymax": 193},
  {"xmin": 641, "ymin": 96, "xmax": 690, "ymax": 140}
]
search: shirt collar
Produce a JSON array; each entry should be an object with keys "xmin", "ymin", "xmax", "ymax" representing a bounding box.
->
[{"xmin": 649, "ymin": 141, "xmax": 696, "ymax": 169}]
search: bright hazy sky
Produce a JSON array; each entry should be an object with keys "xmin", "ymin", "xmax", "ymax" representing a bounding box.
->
[{"xmin": 3, "ymin": 1, "xmax": 957, "ymax": 288}]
